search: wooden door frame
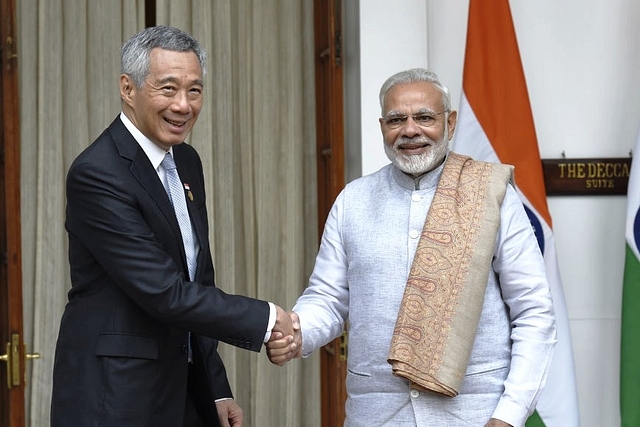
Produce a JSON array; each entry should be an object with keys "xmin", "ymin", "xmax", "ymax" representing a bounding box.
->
[
  {"xmin": 314, "ymin": 1, "xmax": 347, "ymax": 426},
  {"xmin": 0, "ymin": 0, "xmax": 26, "ymax": 425}
]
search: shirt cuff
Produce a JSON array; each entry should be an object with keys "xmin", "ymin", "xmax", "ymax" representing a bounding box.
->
[
  {"xmin": 263, "ymin": 302, "xmax": 276, "ymax": 343},
  {"xmin": 491, "ymin": 398, "xmax": 530, "ymax": 427}
]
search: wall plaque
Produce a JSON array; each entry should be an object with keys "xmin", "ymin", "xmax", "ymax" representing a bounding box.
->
[{"xmin": 541, "ymin": 158, "xmax": 631, "ymax": 195}]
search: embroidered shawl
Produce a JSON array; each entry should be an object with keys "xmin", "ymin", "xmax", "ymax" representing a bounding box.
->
[{"xmin": 387, "ymin": 152, "xmax": 514, "ymax": 397}]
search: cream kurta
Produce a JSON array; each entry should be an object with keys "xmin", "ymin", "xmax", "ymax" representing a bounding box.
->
[{"xmin": 294, "ymin": 156, "xmax": 557, "ymax": 427}]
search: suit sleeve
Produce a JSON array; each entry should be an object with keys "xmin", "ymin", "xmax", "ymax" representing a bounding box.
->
[
  {"xmin": 66, "ymin": 144, "xmax": 270, "ymax": 351},
  {"xmin": 197, "ymin": 336, "xmax": 234, "ymax": 399}
]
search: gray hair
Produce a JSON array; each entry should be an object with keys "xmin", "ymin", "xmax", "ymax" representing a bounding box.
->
[
  {"xmin": 121, "ymin": 26, "xmax": 207, "ymax": 88},
  {"xmin": 379, "ymin": 68, "xmax": 451, "ymax": 114}
]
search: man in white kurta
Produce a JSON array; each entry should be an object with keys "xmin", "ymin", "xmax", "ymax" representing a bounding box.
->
[{"xmin": 269, "ymin": 68, "xmax": 556, "ymax": 427}]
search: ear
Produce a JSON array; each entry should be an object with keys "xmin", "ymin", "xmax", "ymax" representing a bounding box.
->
[
  {"xmin": 446, "ymin": 110, "xmax": 458, "ymax": 141},
  {"xmin": 119, "ymin": 74, "xmax": 135, "ymax": 105}
]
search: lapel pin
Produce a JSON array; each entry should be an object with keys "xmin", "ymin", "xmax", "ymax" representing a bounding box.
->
[{"xmin": 184, "ymin": 183, "xmax": 194, "ymax": 201}]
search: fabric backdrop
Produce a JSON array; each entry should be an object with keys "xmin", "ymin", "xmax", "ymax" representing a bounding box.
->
[{"xmin": 17, "ymin": 1, "xmax": 320, "ymax": 426}]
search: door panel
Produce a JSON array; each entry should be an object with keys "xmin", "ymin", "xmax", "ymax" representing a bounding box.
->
[
  {"xmin": 314, "ymin": 1, "xmax": 347, "ymax": 425},
  {"xmin": 0, "ymin": 0, "xmax": 28, "ymax": 425}
]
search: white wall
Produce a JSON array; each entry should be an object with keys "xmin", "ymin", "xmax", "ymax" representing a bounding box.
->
[
  {"xmin": 350, "ymin": 1, "xmax": 640, "ymax": 426},
  {"xmin": 357, "ymin": 0, "xmax": 428, "ymax": 170}
]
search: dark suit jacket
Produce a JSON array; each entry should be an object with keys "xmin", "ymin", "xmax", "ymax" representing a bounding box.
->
[{"xmin": 51, "ymin": 116, "xmax": 270, "ymax": 427}]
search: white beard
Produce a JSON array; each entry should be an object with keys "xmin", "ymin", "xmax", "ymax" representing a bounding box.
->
[{"xmin": 384, "ymin": 125, "xmax": 449, "ymax": 176}]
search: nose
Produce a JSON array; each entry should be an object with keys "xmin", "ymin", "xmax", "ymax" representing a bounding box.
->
[
  {"xmin": 171, "ymin": 90, "xmax": 191, "ymax": 113},
  {"xmin": 399, "ymin": 116, "xmax": 422, "ymax": 137}
]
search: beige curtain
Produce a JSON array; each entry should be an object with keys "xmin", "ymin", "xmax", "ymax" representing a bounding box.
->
[
  {"xmin": 18, "ymin": 1, "xmax": 320, "ymax": 426},
  {"xmin": 156, "ymin": 1, "xmax": 321, "ymax": 426},
  {"xmin": 18, "ymin": 1, "xmax": 145, "ymax": 426}
]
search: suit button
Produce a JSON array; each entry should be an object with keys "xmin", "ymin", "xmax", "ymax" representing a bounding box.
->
[
  {"xmin": 410, "ymin": 390, "xmax": 419, "ymax": 399},
  {"xmin": 181, "ymin": 344, "xmax": 188, "ymax": 354}
]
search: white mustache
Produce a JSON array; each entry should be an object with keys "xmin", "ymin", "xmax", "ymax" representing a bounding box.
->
[{"xmin": 394, "ymin": 136, "xmax": 434, "ymax": 148}]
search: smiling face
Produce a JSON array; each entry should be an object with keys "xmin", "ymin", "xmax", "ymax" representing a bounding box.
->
[
  {"xmin": 120, "ymin": 48, "xmax": 204, "ymax": 151},
  {"xmin": 380, "ymin": 81, "xmax": 457, "ymax": 176}
]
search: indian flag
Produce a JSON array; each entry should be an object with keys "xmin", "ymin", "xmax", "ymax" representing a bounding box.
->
[
  {"xmin": 621, "ymin": 129, "xmax": 640, "ymax": 427},
  {"xmin": 450, "ymin": 0, "xmax": 581, "ymax": 426}
]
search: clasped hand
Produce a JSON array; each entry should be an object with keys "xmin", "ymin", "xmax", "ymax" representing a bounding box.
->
[{"xmin": 267, "ymin": 308, "xmax": 302, "ymax": 366}]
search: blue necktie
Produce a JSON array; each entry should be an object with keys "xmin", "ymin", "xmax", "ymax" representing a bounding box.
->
[{"xmin": 161, "ymin": 152, "xmax": 197, "ymax": 280}]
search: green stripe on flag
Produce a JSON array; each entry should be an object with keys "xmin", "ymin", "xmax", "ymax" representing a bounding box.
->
[
  {"xmin": 621, "ymin": 244, "xmax": 640, "ymax": 427},
  {"xmin": 525, "ymin": 410, "xmax": 546, "ymax": 427}
]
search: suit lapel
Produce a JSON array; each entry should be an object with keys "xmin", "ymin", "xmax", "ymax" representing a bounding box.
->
[{"xmin": 107, "ymin": 117, "xmax": 189, "ymax": 271}]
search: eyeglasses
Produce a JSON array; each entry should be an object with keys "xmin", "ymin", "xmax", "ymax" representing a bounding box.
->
[{"xmin": 381, "ymin": 110, "xmax": 448, "ymax": 129}]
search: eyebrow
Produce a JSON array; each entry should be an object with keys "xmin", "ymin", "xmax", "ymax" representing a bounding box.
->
[
  {"xmin": 384, "ymin": 107, "xmax": 438, "ymax": 116},
  {"xmin": 156, "ymin": 76, "xmax": 204, "ymax": 87},
  {"xmin": 412, "ymin": 107, "xmax": 438, "ymax": 114}
]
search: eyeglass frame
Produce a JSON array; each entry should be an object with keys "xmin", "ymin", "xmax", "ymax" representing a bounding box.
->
[{"xmin": 380, "ymin": 109, "xmax": 449, "ymax": 129}]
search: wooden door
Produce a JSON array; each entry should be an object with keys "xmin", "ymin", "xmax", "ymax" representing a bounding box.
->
[
  {"xmin": 0, "ymin": 0, "xmax": 32, "ymax": 425},
  {"xmin": 314, "ymin": 0, "xmax": 347, "ymax": 425}
]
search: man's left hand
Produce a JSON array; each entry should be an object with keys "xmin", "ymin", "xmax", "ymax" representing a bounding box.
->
[
  {"xmin": 216, "ymin": 399, "xmax": 243, "ymax": 427},
  {"xmin": 485, "ymin": 418, "xmax": 512, "ymax": 427}
]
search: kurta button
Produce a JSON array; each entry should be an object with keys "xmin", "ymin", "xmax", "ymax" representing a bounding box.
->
[
  {"xmin": 409, "ymin": 230, "xmax": 420, "ymax": 239},
  {"xmin": 412, "ymin": 193, "xmax": 422, "ymax": 202},
  {"xmin": 181, "ymin": 344, "xmax": 188, "ymax": 354},
  {"xmin": 410, "ymin": 389, "xmax": 419, "ymax": 398}
]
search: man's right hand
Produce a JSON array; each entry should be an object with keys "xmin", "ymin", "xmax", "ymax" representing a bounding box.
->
[
  {"xmin": 273, "ymin": 305, "xmax": 294, "ymax": 337},
  {"xmin": 267, "ymin": 311, "xmax": 302, "ymax": 366}
]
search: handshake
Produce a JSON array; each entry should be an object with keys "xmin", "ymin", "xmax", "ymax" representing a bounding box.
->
[{"xmin": 267, "ymin": 306, "xmax": 303, "ymax": 366}]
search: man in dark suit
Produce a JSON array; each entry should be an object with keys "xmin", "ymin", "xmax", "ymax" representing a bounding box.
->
[{"xmin": 50, "ymin": 26, "xmax": 297, "ymax": 427}]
